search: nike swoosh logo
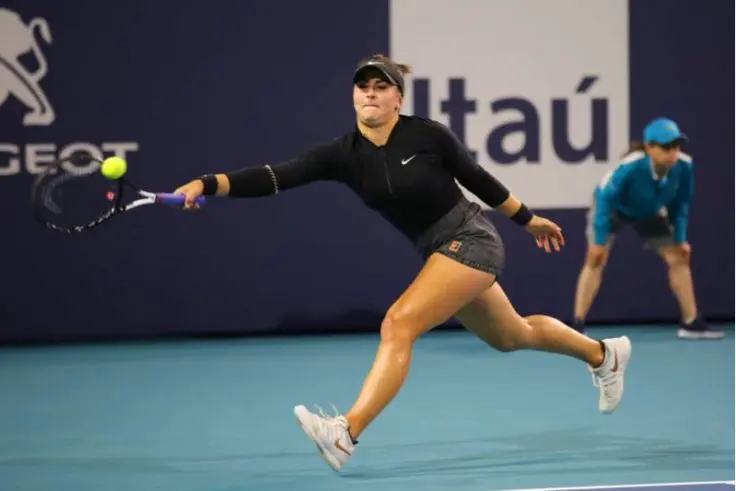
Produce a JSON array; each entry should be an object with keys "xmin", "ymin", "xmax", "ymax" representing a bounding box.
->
[
  {"xmin": 611, "ymin": 350, "xmax": 619, "ymax": 372},
  {"xmin": 401, "ymin": 155, "xmax": 416, "ymax": 165}
]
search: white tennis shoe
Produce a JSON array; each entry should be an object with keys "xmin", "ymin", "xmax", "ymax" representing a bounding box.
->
[
  {"xmin": 589, "ymin": 336, "xmax": 632, "ymax": 413},
  {"xmin": 294, "ymin": 404, "xmax": 355, "ymax": 472}
]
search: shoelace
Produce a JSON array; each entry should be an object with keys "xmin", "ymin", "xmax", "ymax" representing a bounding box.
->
[
  {"xmin": 313, "ymin": 403, "xmax": 358, "ymax": 446},
  {"xmin": 309, "ymin": 402, "xmax": 349, "ymax": 437},
  {"xmin": 313, "ymin": 402, "xmax": 341, "ymax": 420}
]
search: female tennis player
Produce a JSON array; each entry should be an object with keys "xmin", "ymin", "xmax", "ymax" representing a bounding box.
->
[
  {"xmin": 572, "ymin": 117, "xmax": 723, "ymax": 340},
  {"xmin": 173, "ymin": 54, "xmax": 632, "ymax": 472}
]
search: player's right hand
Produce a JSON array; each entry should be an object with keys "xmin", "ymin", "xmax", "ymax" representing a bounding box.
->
[
  {"xmin": 525, "ymin": 215, "xmax": 565, "ymax": 253},
  {"xmin": 173, "ymin": 179, "xmax": 204, "ymax": 210}
]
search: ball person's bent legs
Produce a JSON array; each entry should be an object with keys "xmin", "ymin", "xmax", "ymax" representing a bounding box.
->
[
  {"xmin": 573, "ymin": 243, "xmax": 612, "ymax": 329},
  {"xmin": 638, "ymin": 217, "xmax": 720, "ymax": 338},
  {"xmin": 657, "ymin": 244, "xmax": 697, "ymax": 322},
  {"xmin": 655, "ymin": 243, "xmax": 722, "ymax": 338}
]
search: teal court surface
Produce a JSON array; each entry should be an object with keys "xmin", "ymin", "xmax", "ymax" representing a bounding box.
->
[{"xmin": 0, "ymin": 324, "xmax": 733, "ymax": 491}]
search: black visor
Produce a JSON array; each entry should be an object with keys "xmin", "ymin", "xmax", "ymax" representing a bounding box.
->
[{"xmin": 352, "ymin": 60, "xmax": 405, "ymax": 95}]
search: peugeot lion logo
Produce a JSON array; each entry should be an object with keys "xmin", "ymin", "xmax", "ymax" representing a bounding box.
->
[{"xmin": 0, "ymin": 8, "xmax": 55, "ymax": 126}]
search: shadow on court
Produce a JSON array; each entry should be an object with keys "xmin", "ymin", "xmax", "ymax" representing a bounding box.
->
[{"xmin": 342, "ymin": 428, "xmax": 732, "ymax": 480}]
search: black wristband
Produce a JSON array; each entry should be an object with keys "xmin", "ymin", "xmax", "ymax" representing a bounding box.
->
[
  {"xmin": 198, "ymin": 174, "xmax": 219, "ymax": 195},
  {"xmin": 510, "ymin": 203, "xmax": 534, "ymax": 226}
]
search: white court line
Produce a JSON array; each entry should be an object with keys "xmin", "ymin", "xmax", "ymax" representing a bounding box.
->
[{"xmin": 494, "ymin": 480, "xmax": 735, "ymax": 491}]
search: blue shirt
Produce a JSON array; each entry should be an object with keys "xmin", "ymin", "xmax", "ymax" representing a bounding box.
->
[{"xmin": 592, "ymin": 150, "xmax": 694, "ymax": 245}]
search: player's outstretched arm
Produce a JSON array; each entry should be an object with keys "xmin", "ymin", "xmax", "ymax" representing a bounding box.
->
[{"xmin": 173, "ymin": 139, "xmax": 344, "ymax": 209}]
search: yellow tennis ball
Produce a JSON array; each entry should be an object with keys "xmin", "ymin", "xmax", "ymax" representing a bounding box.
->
[{"xmin": 100, "ymin": 157, "xmax": 127, "ymax": 180}]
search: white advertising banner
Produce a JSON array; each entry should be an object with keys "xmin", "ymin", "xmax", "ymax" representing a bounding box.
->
[{"xmin": 390, "ymin": 0, "xmax": 629, "ymax": 209}]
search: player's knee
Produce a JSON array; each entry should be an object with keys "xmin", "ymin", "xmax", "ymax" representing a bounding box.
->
[
  {"xmin": 493, "ymin": 336, "xmax": 522, "ymax": 353},
  {"xmin": 492, "ymin": 316, "xmax": 532, "ymax": 353},
  {"xmin": 380, "ymin": 307, "xmax": 420, "ymax": 345}
]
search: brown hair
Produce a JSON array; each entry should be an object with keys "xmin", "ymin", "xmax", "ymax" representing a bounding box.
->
[
  {"xmin": 621, "ymin": 140, "xmax": 646, "ymax": 157},
  {"xmin": 363, "ymin": 53, "xmax": 412, "ymax": 77}
]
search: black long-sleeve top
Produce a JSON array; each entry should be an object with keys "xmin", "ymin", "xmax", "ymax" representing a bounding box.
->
[{"xmin": 221, "ymin": 115, "xmax": 512, "ymax": 240}]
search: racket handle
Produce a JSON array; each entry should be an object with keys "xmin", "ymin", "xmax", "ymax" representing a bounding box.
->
[{"xmin": 155, "ymin": 193, "xmax": 206, "ymax": 207}]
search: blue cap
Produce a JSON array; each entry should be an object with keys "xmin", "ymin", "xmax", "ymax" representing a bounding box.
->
[{"xmin": 643, "ymin": 118, "xmax": 688, "ymax": 145}]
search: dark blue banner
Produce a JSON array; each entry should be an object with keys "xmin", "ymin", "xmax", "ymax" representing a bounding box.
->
[{"xmin": 1, "ymin": 0, "xmax": 732, "ymax": 344}]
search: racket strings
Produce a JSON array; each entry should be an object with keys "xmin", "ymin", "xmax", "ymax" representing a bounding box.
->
[{"xmin": 31, "ymin": 156, "xmax": 123, "ymax": 233}]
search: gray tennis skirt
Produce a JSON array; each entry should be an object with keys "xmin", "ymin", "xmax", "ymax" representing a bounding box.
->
[{"xmin": 413, "ymin": 197, "xmax": 506, "ymax": 277}]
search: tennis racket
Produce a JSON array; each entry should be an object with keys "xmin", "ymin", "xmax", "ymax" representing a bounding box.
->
[{"xmin": 31, "ymin": 154, "xmax": 205, "ymax": 234}]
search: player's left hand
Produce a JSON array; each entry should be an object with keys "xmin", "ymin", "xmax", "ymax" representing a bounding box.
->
[{"xmin": 525, "ymin": 215, "xmax": 565, "ymax": 253}]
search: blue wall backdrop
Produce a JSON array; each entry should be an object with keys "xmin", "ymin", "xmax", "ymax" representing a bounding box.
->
[{"xmin": 1, "ymin": 0, "xmax": 733, "ymax": 344}]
